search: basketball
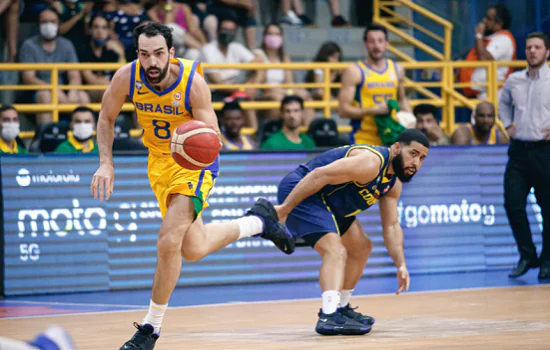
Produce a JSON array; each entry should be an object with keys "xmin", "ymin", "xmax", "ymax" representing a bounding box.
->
[{"xmin": 170, "ymin": 120, "xmax": 220, "ymax": 170}]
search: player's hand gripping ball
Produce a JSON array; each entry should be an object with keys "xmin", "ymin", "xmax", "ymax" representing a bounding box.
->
[{"xmin": 170, "ymin": 120, "xmax": 220, "ymax": 170}]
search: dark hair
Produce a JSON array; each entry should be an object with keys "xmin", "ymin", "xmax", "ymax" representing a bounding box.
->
[
  {"xmin": 261, "ymin": 23, "xmax": 285, "ymax": 62},
  {"xmin": 133, "ymin": 22, "xmax": 173, "ymax": 50},
  {"xmin": 305, "ymin": 42, "xmax": 342, "ymax": 83},
  {"xmin": 363, "ymin": 24, "xmax": 388, "ymax": 41},
  {"xmin": 89, "ymin": 13, "xmax": 109, "ymax": 28},
  {"xmin": 280, "ymin": 95, "xmax": 304, "ymax": 111},
  {"xmin": 72, "ymin": 106, "xmax": 95, "ymax": 118},
  {"xmin": 527, "ymin": 32, "xmax": 550, "ymax": 50},
  {"xmin": 396, "ymin": 129, "xmax": 430, "ymax": 148},
  {"xmin": 0, "ymin": 104, "xmax": 17, "ymax": 115},
  {"xmin": 491, "ymin": 5, "xmax": 511, "ymax": 30},
  {"xmin": 217, "ymin": 16, "xmax": 238, "ymax": 34},
  {"xmin": 221, "ymin": 101, "xmax": 243, "ymax": 116},
  {"xmin": 313, "ymin": 41, "xmax": 342, "ymax": 63},
  {"xmin": 413, "ymin": 104, "xmax": 439, "ymax": 119},
  {"xmin": 38, "ymin": 7, "xmax": 60, "ymax": 21}
]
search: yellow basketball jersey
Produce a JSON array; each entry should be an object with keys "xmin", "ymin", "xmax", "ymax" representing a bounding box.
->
[
  {"xmin": 130, "ymin": 58, "xmax": 203, "ymax": 155},
  {"xmin": 467, "ymin": 124, "xmax": 499, "ymax": 145},
  {"xmin": 350, "ymin": 59, "xmax": 399, "ymax": 146},
  {"xmin": 220, "ymin": 133, "xmax": 254, "ymax": 150}
]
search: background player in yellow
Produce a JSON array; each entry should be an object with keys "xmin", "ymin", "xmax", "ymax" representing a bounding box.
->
[
  {"xmin": 339, "ymin": 25, "xmax": 411, "ymax": 146},
  {"xmin": 451, "ymin": 101, "xmax": 508, "ymax": 145},
  {"xmin": 90, "ymin": 22, "xmax": 294, "ymax": 350}
]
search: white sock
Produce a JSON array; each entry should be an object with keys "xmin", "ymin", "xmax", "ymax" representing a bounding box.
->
[
  {"xmin": 340, "ymin": 289, "xmax": 354, "ymax": 307},
  {"xmin": 143, "ymin": 300, "xmax": 168, "ymax": 334},
  {"xmin": 235, "ymin": 216, "xmax": 264, "ymax": 239},
  {"xmin": 322, "ymin": 290, "xmax": 341, "ymax": 314}
]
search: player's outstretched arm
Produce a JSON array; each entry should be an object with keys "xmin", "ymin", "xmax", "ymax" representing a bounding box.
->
[
  {"xmin": 189, "ymin": 72, "xmax": 221, "ymax": 134},
  {"xmin": 338, "ymin": 65, "xmax": 389, "ymax": 119},
  {"xmin": 91, "ymin": 64, "xmax": 131, "ymax": 202},
  {"xmin": 379, "ymin": 180, "xmax": 410, "ymax": 294},
  {"xmin": 276, "ymin": 152, "xmax": 381, "ymax": 222}
]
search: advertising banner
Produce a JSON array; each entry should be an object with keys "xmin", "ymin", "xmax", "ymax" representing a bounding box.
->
[{"xmin": 1, "ymin": 147, "xmax": 542, "ymax": 295}]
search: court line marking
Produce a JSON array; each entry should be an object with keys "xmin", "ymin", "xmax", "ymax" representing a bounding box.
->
[
  {"xmin": 0, "ymin": 300, "xmax": 145, "ymax": 308},
  {"xmin": 1, "ymin": 284, "xmax": 548, "ymax": 320}
]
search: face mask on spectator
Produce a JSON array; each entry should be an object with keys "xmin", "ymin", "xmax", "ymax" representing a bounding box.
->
[
  {"xmin": 73, "ymin": 123, "xmax": 94, "ymax": 141},
  {"xmin": 218, "ymin": 30, "xmax": 236, "ymax": 46},
  {"xmin": 93, "ymin": 38, "xmax": 109, "ymax": 47},
  {"xmin": 264, "ymin": 34, "xmax": 283, "ymax": 49},
  {"xmin": 1, "ymin": 123, "xmax": 20, "ymax": 141},
  {"xmin": 66, "ymin": 0, "xmax": 79, "ymax": 3},
  {"xmin": 40, "ymin": 23, "xmax": 58, "ymax": 41}
]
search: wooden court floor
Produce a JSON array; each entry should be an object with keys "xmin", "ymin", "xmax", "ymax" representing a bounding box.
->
[{"xmin": 1, "ymin": 285, "xmax": 549, "ymax": 349}]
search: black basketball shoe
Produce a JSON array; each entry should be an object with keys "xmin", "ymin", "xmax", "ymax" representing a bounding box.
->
[
  {"xmin": 339, "ymin": 304, "xmax": 376, "ymax": 325},
  {"xmin": 120, "ymin": 323, "xmax": 159, "ymax": 350},
  {"xmin": 315, "ymin": 309, "xmax": 372, "ymax": 336},
  {"xmin": 246, "ymin": 198, "xmax": 295, "ymax": 255}
]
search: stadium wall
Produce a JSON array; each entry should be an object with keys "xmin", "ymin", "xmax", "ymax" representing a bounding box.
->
[{"xmin": 0, "ymin": 147, "xmax": 542, "ymax": 296}]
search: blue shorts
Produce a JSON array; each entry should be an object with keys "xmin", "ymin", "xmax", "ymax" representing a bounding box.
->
[{"xmin": 277, "ymin": 166, "xmax": 356, "ymax": 248}]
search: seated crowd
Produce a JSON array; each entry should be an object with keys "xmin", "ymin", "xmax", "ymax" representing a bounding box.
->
[{"xmin": 0, "ymin": 1, "xmax": 529, "ymax": 155}]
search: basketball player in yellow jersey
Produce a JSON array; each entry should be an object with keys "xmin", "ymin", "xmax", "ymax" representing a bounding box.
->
[
  {"xmin": 451, "ymin": 101, "xmax": 508, "ymax": 145},
  {"xmin": 339, "ymin": 24, "xmax": 411, "ymax": 146},
  {"xmin": 90, "ymin": 23, "xmax": 293, "ymax": 350}
]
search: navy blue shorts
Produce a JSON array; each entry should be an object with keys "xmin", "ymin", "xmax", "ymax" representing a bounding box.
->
[{"xmin": 277, "ymin": 166, "xmax": 356, "ymax": 248}]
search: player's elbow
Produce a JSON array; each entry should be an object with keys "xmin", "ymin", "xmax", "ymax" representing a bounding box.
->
[{"xmin": 338, "ymin": 104, "xmax": 351, "ymax": 119}]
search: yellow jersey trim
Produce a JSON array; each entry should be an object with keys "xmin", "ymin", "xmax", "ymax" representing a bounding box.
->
[
  {"xmin": 67, "ymin": 132, "xmax": 95, "ymax": 152},
  {"xmin": 0, "ymin": 137, "xmax": 18, "ymax": 154},
  {"xmin": 344, "ymin": 145, "xmax": 387, "ymax": 187},
  {"xmin": 344, "ymin": 209, "xmax": 362, "ymax": 218},
  {"xmin": 321, "ymin": 194, "xmax": 340, "ymax": 235}
]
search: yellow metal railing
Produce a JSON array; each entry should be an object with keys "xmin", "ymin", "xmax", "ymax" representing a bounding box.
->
[
  {"xmin": 374, "ymin": 0, "xmax": 453, "ymax": 61},
  {"xmin": 0, "ymin": 61, "xmax": 539, "ymax": 139}
]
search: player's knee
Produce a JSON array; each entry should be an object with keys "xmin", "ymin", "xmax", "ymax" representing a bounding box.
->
[
  {"xmin": 322, "ymin": 243, "xmax": 347, "ymax": 262},
  {"xmin": 357, "ymin": 236, "xmax": 373, "ymax": 256},
  {"xmin": 157, "ymin": 234, "xmax": 183, "ymax": 259},
  {"xmin": 35, "ymin": 91, "xmax": 51, "ymax": 103},
  {"xmin": 181, "ymin": 246, "xmax": 208, "ymax": 262}
]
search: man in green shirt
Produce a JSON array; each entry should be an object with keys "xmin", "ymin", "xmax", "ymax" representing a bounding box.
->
[
  {"xmin": 0, "ymin": 105, "xmax": 28, "ymax": 154},
  {"xmin": 55, "ymin": 106, "xmax": 98, "ymax": 154},
  {"xmin": 261, "ymin": 95, "xmax": 316, "ymax": 150}
]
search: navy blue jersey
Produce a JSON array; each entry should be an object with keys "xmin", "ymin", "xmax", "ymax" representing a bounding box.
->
[{"xmin": 301, "ymin": 145, "xmax": 397, "ymax": 219}]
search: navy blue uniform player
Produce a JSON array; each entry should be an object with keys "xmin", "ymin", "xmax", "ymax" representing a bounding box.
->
[{"xmin": 275, "ymin": 129, "xmax": 430, "ymax": 335}]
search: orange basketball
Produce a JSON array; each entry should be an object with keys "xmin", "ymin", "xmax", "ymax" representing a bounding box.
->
[{"xmin": 170, "ymin": 120, "xmax": 220, "ymax": 170}]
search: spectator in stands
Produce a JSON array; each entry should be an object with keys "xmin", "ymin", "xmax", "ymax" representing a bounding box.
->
[
  {"xmin": 52, "ymin": 0, "xmax": 93, "ymax": 52},
  {"xmin": 55, "ymin": 106, "xmax": 98, "ymax": 153},
  {"xmin": 102, "ymin": 0, "xmax": 150, "ymax": 61},
  {"xmin": 305, "ymin": 42, "xmax": 343, "ymax": 101},
  {"xmin": 0, "ymin": 0, "xmax": 20, "ymax": 62},
  {"xmin": 80, "ymin": 14, "xmax": 125, "ymax": 102},
  {"xmin": 261, "ymin": 95, "xmax": 315, "ymax": 150},
  {"xmin": 199, "ymin": 17, "xmax": 262, "ymax": 129},
  {"xmin": 339, "ymin": 25, "xmax": 411, "ymax": 146},
  {"xmin": 209, "ymin": 0, "xmax": 257, "ymax": 50},
  {"xmin": 256, "ymin": 23, "xmax": 314, "ymax": 125},
  {"xmin": 458, "ymin": 5, "xmax": 516, "ymax": 100},
  {"xmin": 219, "ymin": 101, "xmax": 255, "ymax": 150},
  {"xmin": 148, "ymin": 0, "xmax": 206, "ymax": 59},
  {"xmin": 189, "ymin": 0, "xmax": 218, "ymax": 42},
  {"xmin": 0, "ymin": 105, "xmax": 27, "ymax": 154},
  {"xmin": 280, "ymin": 0, "xmax": 349, "ymax": 27},
  {"xmin": 413, "ymin": 104, "xmax": 449, "ymax": 146},
  {"xmin": 451, "ymin": 101, "xmax": 508, "ymax": 145},
  {"xmin": 20, "ymin": 8, "xmax": 90, "ymax": 124},
  {"xmin": 500, "ymin": 32, "xmax": 550, "ymax": 280}
]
